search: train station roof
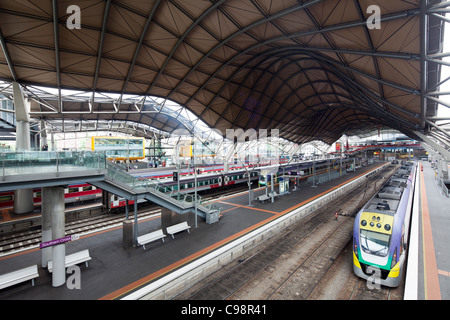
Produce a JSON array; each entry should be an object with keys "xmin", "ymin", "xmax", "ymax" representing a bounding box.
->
[{"xmin": 0, "ymin": 0, "xmax": 446, "ymax": 145}]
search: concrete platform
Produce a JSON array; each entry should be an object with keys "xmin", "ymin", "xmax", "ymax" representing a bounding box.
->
[
  {"xmin": 405, "ymin": 160, "xmax": 450, "ymax": 300},
  {"xmin": 0, "ymin": 162, "xmax": 387, "ymax": 300}
]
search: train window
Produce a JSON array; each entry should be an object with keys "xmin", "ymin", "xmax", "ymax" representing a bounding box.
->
[
  {"xmin": 360, "ymin": 230, "xmax": 390, "ymax": 257},
  {"xmin": 68, "ymin": 187, "xmax": 79, "ymax": 193},
  {"xmin": 0, "ymin": 195, "xmax": 13, "ymax": 202},
  {"xmin": 82, "ymin": 186, "xmax": 92, "ymax": 191}
]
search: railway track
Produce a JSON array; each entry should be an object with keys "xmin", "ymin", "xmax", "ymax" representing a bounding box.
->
[
  {"xmin": 0, "ymin": 208, "xmax": 161, "ymax": 256},
  {"xmin": 175, "ymin": 165, "xmax": 401, "ymax": 300}
]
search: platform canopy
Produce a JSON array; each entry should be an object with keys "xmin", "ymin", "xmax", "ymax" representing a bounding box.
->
[{"xmin": 0, "ymin": 0, "xmax": 446, "ymax": 145}]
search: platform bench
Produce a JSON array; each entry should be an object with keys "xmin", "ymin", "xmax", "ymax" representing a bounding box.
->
[
  {"xmin": 166, "ymin": 222, "xmax": 191, "ymax": 239},
  {"xmin": 137, "ymin": 229, "xmax": 167, "ymax": 249},
  {"xmin": 48, "ymin": 249, "xmax": 91, "ymax": 273},
  {"xmin": 0, "ymin": 265, "xmax": 39, "ymax": 290}
]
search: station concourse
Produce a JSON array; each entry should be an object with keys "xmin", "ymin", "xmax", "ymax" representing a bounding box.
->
[{"xmin": 0, "ymin": 161, "xmax": 388, "ymax": 300}]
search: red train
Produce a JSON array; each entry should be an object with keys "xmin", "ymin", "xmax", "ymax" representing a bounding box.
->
[{"xmin": 0, "ymin": 184, "xmax": 103, "ymax": 209}]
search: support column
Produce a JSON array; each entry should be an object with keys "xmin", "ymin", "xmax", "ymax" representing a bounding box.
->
[
  {"xmin": 133, "ymin": 197, "xmax": 138, "ymax": 246},
  {"xmin": 41, "ymin": 188, "xmax": 52, "ymax": 268},
  {"xmin": 13, "ymin": 82, "xmax": 34, "ymax": 214},
  {"xmin": 48, "ymin": 186, "xmax": 66, "ymax": 287}
]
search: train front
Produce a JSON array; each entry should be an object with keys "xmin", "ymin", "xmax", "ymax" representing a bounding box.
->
[{"xmin": 353, "ymin": 209, "xmax": 403, "ymax": 287}]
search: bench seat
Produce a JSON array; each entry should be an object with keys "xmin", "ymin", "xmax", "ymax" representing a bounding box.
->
[
  {"xmin": 166, "ymin": 221, "xmax": 191, "ymax": 239},
  {"xmin": 0, "ymin": 265, "xmax": 39, "ymax": 290},
  {"xmin": 48, "ymin": 249, "xmax": 91, "ymax": 273},
  {"xmin": 137, "ymin": 229, "xmax": 166, "ymax": 249}
]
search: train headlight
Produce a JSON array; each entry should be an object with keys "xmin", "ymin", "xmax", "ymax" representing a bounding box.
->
[
  {"xmin": 361, "ymin": 220, "xmax": 367, "ymax": 226},
  {"xmin": 370, "ymin": 222, "xmax": 374, "ymax": 227},
  {"xmin": 353, "ymin": 237, "xmax": 358, "ymax": 258},
  {"xmin": 384, "ymin": 224, "xmax": 391, "ymax": 231},
  {"xmin": 391, "ymin": 247, "xmax": 398, "ymax": 268},
  {"xmin": 377, "ymin": 223, "xmax": 381, "ymax": 228}
]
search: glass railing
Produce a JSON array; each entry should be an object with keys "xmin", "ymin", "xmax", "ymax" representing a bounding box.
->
[
  {"xmin": 105, "ymin": 161, "xmax": 222, "ymax": 213},
  {"xmin": 0, "ymin": 151, "xmax": 107, "ymax": 179}
]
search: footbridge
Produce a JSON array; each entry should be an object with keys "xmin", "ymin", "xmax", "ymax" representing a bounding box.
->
[{"xmin": 0, "ymin": 151, "xmax": 222, "ymax": 224}]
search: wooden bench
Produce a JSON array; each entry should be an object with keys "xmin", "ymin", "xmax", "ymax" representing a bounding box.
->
[
  {"xmin": 0, "ymin": 265, "xmax": 39, "ymax": 290},
  {"xmin": 47, "ymin": 249, "xmax": 91, "ymax": 273},
  {"xmin": 166, "ymin": 222, "xmax": 191, "ymax": 239},
  {"xmin": 137, "ymin": 229, "xmax": 166, "ymax": 249}
]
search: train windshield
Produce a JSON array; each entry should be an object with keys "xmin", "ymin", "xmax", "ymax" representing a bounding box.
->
[{"xmin": 360, "ymin": 230, "xmax": 390, "ymax": 257}]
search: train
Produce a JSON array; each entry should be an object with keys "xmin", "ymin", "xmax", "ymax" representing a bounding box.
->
[
  {"xmin": 106, "ymin": 157, "xmax": 361, "ymax": 210},
  {"xmin": 352, "ymin": 161, "xmax": 416, "ymax": 287},
  {"xmin": 0, "ymin": 183, "xmax": 103, "ymax": 209}
]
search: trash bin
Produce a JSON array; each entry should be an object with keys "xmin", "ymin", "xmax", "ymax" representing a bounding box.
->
[{"xmin": 123, "ymin": 219, "xmax": 133, "ymax": 248}]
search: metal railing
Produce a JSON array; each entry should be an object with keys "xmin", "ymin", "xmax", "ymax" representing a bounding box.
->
[
  {"xmin": 0, "ymin": 150, "xmax": 221, "ymax": 214},
  {"xmin": 105, "ymin": 161, "xmax": 222, "ymax": 214},
  {"xmin": 435, "ymin": 175, "xmax": 449, "ymax": 197}
]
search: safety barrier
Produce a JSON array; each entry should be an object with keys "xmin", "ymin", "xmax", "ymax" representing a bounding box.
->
[{"xmin": 123, "ymin": 162, "xmax": 390, "ymax": 300}]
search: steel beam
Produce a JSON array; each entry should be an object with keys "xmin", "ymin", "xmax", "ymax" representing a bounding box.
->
[
  {"xmin": 0, "ymin": 28, "xmax": 17, "ymax": 81},
  {"xmin": 414, "ymin": 130, "xmax": 450, "ymax": 160}
]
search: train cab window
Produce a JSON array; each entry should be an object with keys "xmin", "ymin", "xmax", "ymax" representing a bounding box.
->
[
  {"xmin": 360, "ymin": 230, "xmax": 390, "ymax": 257},
  {"xmin": 82, "ymin": 186, "xmax": 92, "ymax": 191},
  {"xmin": 68, "ymin": 187, "xmax": 79, "ymax": 193}
]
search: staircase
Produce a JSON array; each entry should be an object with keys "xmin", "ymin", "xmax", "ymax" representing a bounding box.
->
[{"xmin": 96, "ymin": 161, "xmax": 222, "ymax": 224}]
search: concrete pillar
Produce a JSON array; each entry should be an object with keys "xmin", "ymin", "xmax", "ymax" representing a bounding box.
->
[
  {"xmin": 161, "ymin": 207, "xmax": 193, "ymax": 234},
  {"xmin": 46, "ymin": 186, "xmax": 66, "ymax": 287},
  {"xmin": 13, "ymin": 82, "xmax": 34, "ymax": 214},
  {"xmin": 41, "ymin": 187, "xmax": 52, "ymax": 268}
]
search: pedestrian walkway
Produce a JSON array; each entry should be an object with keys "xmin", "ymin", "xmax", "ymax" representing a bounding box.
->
[{"xmin": 406, "ymin": 160, "xmax": 450, "ymax": 300}]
